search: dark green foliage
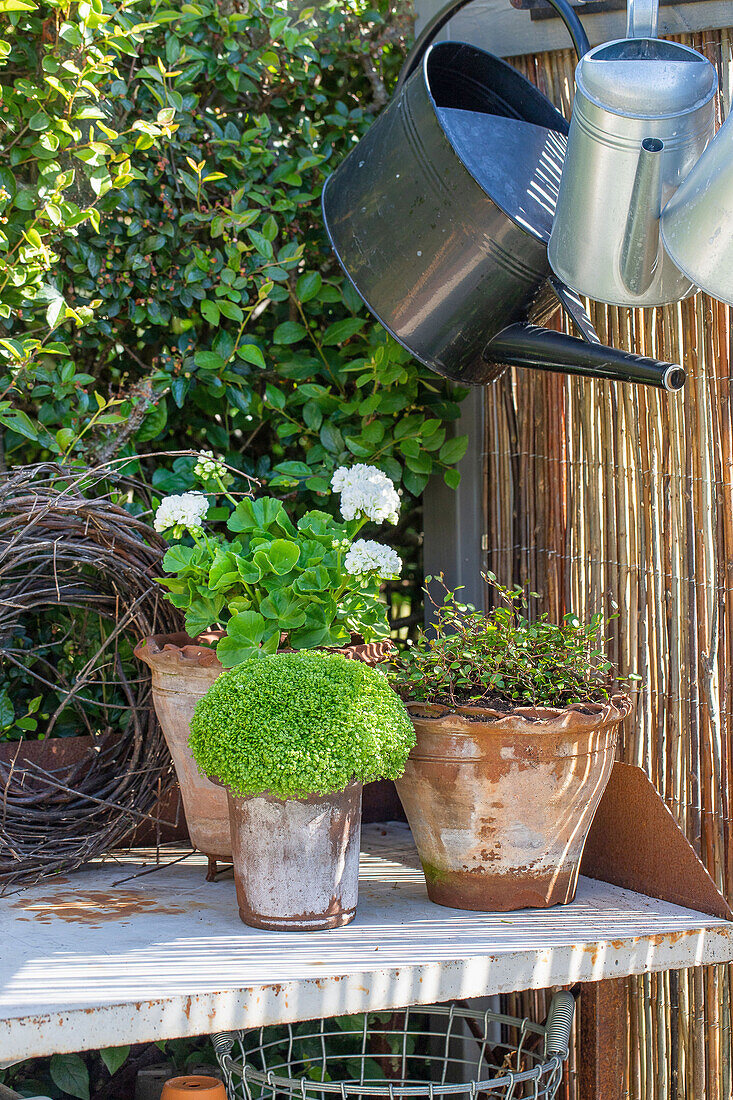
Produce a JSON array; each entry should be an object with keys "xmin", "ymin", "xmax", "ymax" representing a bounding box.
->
[
  {"xmin": 1, "ymin": 0, "xmax": 467, "ymax": 509},
  {"xmin": 190, "ymin": 650, "xmax": 414, "ymax": 797},
  {"xmin": 390, "ymin": 573, "xmax": 625, "ymax": 709}
]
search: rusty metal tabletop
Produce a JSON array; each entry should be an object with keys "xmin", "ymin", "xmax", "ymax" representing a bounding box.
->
[{"xmin": 1, "ymin": 823, "xmax": 732, "ymax": 1062}]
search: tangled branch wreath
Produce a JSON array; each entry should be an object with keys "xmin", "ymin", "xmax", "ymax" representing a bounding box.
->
[{"xmin": 0, "ymin": 463, "xmax": 182, "ymax": 891}]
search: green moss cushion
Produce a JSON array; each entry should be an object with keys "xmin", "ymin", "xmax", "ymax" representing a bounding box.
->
[{"xmin": 189, "ymin": 650, "xmax": 415, "ymax": 798}]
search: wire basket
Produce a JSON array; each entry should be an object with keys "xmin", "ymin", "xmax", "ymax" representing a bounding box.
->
[{"xmin": 212, "ymin": 995, "xmax": 575, "ymax": 1100}]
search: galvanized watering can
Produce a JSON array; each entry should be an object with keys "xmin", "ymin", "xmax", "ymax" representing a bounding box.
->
[
  {"xmin": 322, "ymin": 0, "xmax": 685, "ymax": 390},
  {"xmin": 549, "ymin": 0, "xmax": 728, "ymax": 307}
]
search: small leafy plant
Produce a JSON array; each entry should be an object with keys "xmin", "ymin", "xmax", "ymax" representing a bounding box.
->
[
  {"xmin": 154, "ymin": 457, "xmax": 403, "ymax": 667},
  {"xmin": 189, "ymin": 650, "xmax": 415, "ymax": 798},
  {"xmin": 390, "ymin": 573, "xmax": 628, "ymax": 709}
]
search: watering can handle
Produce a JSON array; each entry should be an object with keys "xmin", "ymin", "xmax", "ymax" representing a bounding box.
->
[
  {"xmin": 626, "ymin": 0, "xmax": 659, "ymax": 37},
  {"xmin": 396, "ymin": 0, "xmax": 590, "ymax": 92}
]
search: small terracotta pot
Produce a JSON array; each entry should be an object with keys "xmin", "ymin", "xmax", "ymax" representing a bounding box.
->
[
  {"xmin": 227, "ymin": 781, "xmax": 363, "ymax": 930},
  {"xmin": 135, "ymin": 632, "xmax": 392, "ymax": 865},
  {"xmin": 161, "ymin": 1076, "xmax": 227, "ymax": 1098},
  {"xmin": 395, "ymin": 694, "xmax": 632, "ymax": 911}
]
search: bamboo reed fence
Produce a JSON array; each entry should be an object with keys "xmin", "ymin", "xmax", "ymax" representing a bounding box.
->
[{"xmin": 485, "ymin": 26, "xmax": 733, "ymax": 1100}]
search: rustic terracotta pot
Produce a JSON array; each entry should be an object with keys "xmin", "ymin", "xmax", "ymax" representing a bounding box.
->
[
  {"xmin": 161, "ymin": 1076, "xmax": 227, "ymax": 1098},
  {"xmin": 135, "ymin": 632, "xmax": 392, "ymax": 865},
  {"xmin": 395, "ymin": 695, "xmax": 632, "ymax": 911},
  {"xmin": 134, "ymin": 632, "xmax": 231, "ymax": 861},
  {"xmin": 227, "ymin": 781, "xmax": 363, "ymax": 930}
]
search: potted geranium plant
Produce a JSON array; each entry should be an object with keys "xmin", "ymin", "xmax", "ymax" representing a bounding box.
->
[
  {"xmin": 189, "ymin": 649, "xmax": 414, "ymax": 930},
  {"xmin": 135, "ymin": 455, "xmax": 403, "ymax": 868},
  {"xmin": 389, "ymin": 574, "xmax": 633, "ymax": 913}
]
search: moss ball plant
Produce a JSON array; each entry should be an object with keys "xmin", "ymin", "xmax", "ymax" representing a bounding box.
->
[{"xmin": 189, "ymin": 651, "xmax": 415, "ymax": 799}]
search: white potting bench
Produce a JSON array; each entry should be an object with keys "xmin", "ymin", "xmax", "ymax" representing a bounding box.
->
[{"xmin": 1, "ymin": 822, "xmax": 731, "ymax": 1099}]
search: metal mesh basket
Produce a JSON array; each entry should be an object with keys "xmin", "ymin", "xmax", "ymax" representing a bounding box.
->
[{"xmin": 212, "ymin": 994, "xmax": 575, "ymax": 1100}]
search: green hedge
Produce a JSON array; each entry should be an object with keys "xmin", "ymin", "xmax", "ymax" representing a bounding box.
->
[{"xmin": 1, "ymin": 0, "xmax": 468, "ymax": 505}]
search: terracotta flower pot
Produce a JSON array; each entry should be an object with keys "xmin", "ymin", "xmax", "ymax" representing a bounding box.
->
[
  {"xmin": 161, "ymin": 1076, "xmax": 227, "ymax": 1098},
  {"xmin": 395, "ymin": 694, "xmax": 632, "ymax": 911},
  {"xmin": 135, "ymin": 632, "xmax": 392, "ymax": 866},
  {"xmin": 227, "ymin": 781, "xmax": 363, "ymax": 930},
  {"xmin": 134, "ymin": 632, "xmax": 231, "ymax": 862}
]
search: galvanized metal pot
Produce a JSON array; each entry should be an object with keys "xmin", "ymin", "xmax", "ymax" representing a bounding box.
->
[
  {"xmin": 135, "ymin": 634, "xmax": 391, "ymax": 870},
  {"xmin": 395, "ymin": 696, "xmax": 632, "ymax": 911},
  {"xmin": 227, "ymin": 782, "xmax": 363, "ymax": 931}
]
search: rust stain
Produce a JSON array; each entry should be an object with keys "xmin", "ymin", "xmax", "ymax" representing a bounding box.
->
[{"xmin": 12, "ymin": 889, "xmax": 187, "ymax": 925}]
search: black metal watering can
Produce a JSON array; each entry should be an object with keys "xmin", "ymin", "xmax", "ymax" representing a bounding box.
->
[{"xmin": 322, "ymin": 0, "xmax": 685, "ymax": 391}]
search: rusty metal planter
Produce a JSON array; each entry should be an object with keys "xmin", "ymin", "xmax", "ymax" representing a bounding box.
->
[
  {"xmin": 395, "ymin": 696, "xmax": 632, "ymax": 911},
  {"xmin": 227, "ymin": 782, "xmax": 363, "ymax": 931}
]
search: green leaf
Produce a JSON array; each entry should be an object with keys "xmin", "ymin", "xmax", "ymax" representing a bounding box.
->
[
  {"xmin": 439, "ymin": 435, "xmax": 469, "ymax": 465},
  {"xmin": 267, "ymin": 538, "xmax": 300, "ymax": 575},
  {"xmin": 238, "ymin": 344, "xmax": 265, "ymax": 368},
  {"xmin": 322, "ymin": 318, "xmax": 365, "ymax": 345},
  {"xmin": 100, "ymin": 1047, "xmax": 130, "ymax": 1076},
  {"xmin": 319, "ymin": 422, "xmax": 344, "ymax": 454},
  {"xmin": 162, "ymin": 545, "xmax": 197, "ymax": 572},
  {"xmin": 296, "ymin": 271, "xmax": 322, "ymax": 302},
  {"xmin": 0, "ymin": 690, "xmax": 14, "ymax": 729},
  {"xmin": 219, "ymin": 300, "xmax": 244, "ymax": 322},
  {"xmin": 259, "ymin": 589, "xmax": 306, "ymax": 629},
  {"xmin": 50, "ymin": 1053, "xmax": 90, "ymax": 1100},
  {"xmin": 273, "ymin": 321, "xmax": 306, "ymax": 345},
  {"xmin": 444, "ymin": 467, "xmax": 461, "ymax": 490},
  {"xmin": 194, "ymin": 350, "xmax": 225, "ymax": 371},
  {"xmin": 201, "ymin": 300, "xmax": 220, "ymax": 325},
  {"xmin": 0, "ymin": 0, "xmax": 37, "ymax": 10},
  {"xmin": 228, "ymin": 497, "xmax": 294, "ymax": 536}
]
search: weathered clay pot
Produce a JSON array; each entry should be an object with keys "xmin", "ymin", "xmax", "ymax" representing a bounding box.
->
[
  {"xmin": 135, "ymin": 632, "xmax": 391, "ymax": 865},
  {"xmin": 134, "ymin": 632, "xmax": 231, "ymax": 861},
  {"xmin": 227, "ymin": 781, "xmax": 363, "ymax": 930},
  {"xmin": 395, "ymin": 695, "xmax": 632, "ymax": 911}
]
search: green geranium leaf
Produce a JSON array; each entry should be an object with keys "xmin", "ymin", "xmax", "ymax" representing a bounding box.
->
[{"xmin": 267, "ymin": 538, "xmax": 300, "ymax": 575}]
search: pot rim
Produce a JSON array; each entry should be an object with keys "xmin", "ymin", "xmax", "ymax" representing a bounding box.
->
[
  {"xmin": 134, "ymin": 631, "xmax": 223, "ymax": 669},
  {"xmin": 135, "ymin": 632, "xmax": 394, "ymax": 669},
  {"xmin": 405, "ymin": 692, "xmax": 632, "ymax": 733}
]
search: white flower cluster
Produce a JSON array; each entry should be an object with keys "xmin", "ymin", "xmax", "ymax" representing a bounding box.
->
[
  {"xmin": 154, "ymin": 491, "xmax": 209, "ymax": 537},
  {"xmin": 331, "ymin": 464, "xmax": 400, "ymax": 524},
  {"xmin": 194, "ymin": 450, "xmax": 227, "ymax": 481},
  {"xmin": 345, "ymin": 539, "xmax": 402, "ymax": 578}
]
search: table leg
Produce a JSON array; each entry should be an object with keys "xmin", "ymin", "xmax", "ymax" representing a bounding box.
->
[{"xmin": 578, "ymin": 978, "xmax": 627, "ymax": 1100}]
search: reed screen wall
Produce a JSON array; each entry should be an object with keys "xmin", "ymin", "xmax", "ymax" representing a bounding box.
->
[{"xmin": 487, "ymin": 28, "xmax": 733, "ymax": 1100}]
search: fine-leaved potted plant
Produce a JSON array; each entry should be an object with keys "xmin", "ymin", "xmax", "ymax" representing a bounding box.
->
[
  {"xmin": 389, "ymin": 574, "xmax": 633, "ymax": 912},
  {"xmin": 135, "ymin": 455, "xmax": 403, "ymax": 868},
  {"xmin": 190, "ymin": 649, "xmax": 414, "ymax": 930}
]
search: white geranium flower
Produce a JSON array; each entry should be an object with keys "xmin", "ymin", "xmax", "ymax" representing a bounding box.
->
[
  {"xmin": 194, "ymin": 450, "xmax": 227, "ymax": 482},
  {"xmin": 331, "ymin": 464, "xmax": 400, "ymax": 525},
  {"xmin": 154, "ymin": 491, "xmax": 209, "ymax": 537},
  {"xmin": 344, "ymin": 539, "xmax": 402, "ymax": 578}
]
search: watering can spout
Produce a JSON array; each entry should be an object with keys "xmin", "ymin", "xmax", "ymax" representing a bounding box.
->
[
  {"xmin": 484, "ymin": 323, "xmax": 685, "ymax": 391},
  {"xmin": 620, "ymin": 137, "xmax": 664, "ymax": 296}
]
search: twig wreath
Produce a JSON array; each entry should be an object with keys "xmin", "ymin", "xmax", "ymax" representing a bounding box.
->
[{"xmin": 0, "ymin": 462, "xmax": 182, "ymax": 891}]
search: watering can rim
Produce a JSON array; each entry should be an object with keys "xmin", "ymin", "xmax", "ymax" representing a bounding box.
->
[
  {"xmin": 424, "ymin": 41, "xmax": 569, "ymax": 245},
  {"xmin": 574, "ymin": 37, "xmax": 718, "ymax": 120}
]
